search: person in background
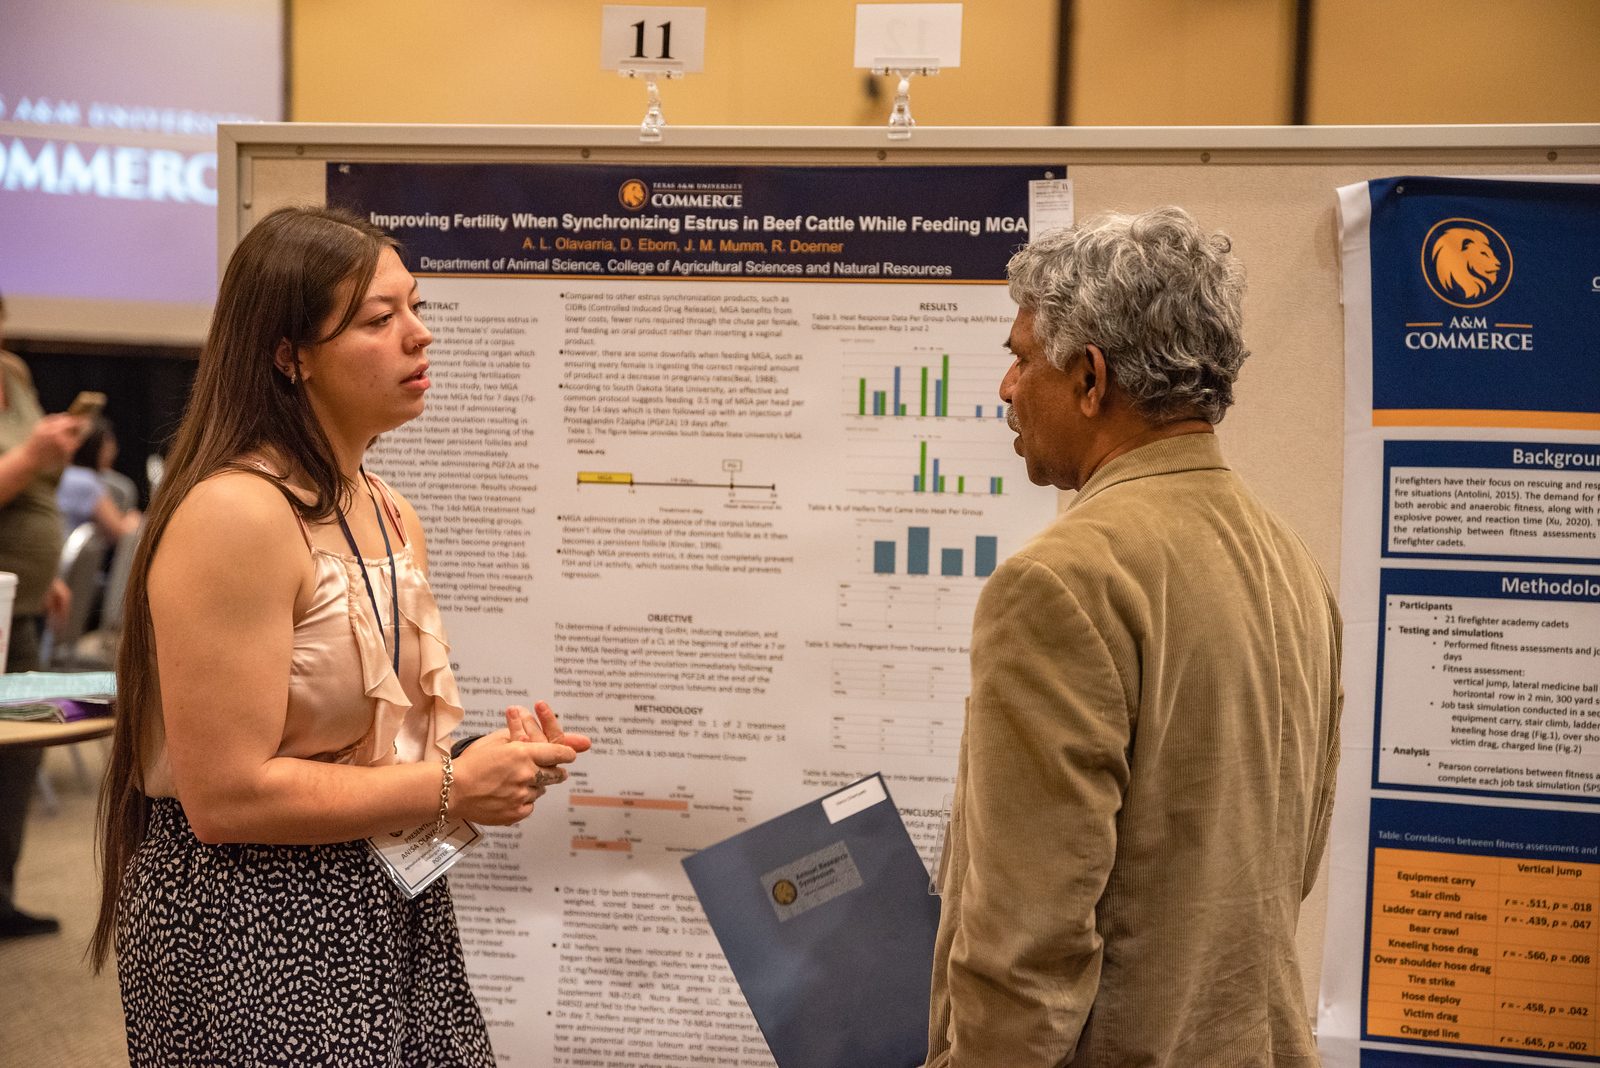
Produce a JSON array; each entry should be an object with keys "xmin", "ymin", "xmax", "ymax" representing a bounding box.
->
[
  {"xmin": 92, "ymin": 207, "xmax": 588, "ymax": 1065},
  {"xmin": 0, "ymin": 289, "xmax": 85, "ymax": 939},
  {"xmin": 57, "ymin": 415, "xmax": 142, "ymax": 540},
  {"xmin": 95, "ymin": 417, "xmax": 140, "ymax": 512},
  {"xmin": 927, "ymin": 209, "xmax": 1343, "ymax": 1067}
]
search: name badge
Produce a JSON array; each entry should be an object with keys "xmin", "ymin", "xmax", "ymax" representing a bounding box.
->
[{"xmin": 366, "ymin": 819, "xmax": 483, "ymax": 900}]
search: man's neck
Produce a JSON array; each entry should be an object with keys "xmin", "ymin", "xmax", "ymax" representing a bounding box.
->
[{"xmin": 1072, "ymin": 417, "xmax": 1213, "ymax": 490}]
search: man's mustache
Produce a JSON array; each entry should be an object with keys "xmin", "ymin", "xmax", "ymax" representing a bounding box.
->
[{"xmin": 1005, "ymin": 404, "xmax": 1020, "ymax": 432}]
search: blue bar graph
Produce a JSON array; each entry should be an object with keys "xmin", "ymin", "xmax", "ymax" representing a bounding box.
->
[
  {"xmin": 893, "ymin": 367, "xmax": 901, "ymax": 417},
  {"xmin": 975, "ymin": 536, "xmax": 997, "ymax": 577},
  {"xmin": 870, "ymin": 527, "xmax": 1001, "ymax": 579},
  {"xmin": 873, "ymin": 541, "xmax": 896, "ymax": 574},
  {"xmin": 907, "ymin": 527, "xmax": 930, "ymax": 575},
  {"xmin": 934, "ymin": 380, "xmax": 943, "ymax": 418},
  {"xmin": 932, "ymin": 458, "xmax": 941, "ymax": 494}
]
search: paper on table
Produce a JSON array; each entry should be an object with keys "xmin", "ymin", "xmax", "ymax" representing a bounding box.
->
[
  {"xmin": 0, "ymin": 671, "xmax": 116, "ymax": 704},
  {"xmin": 0, "ymin": 703, "xmax": 64, "ymax": 723}
]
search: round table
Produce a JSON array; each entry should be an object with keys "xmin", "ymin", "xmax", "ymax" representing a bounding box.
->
[{"xmin": 0, "ymin": 718, "xmax": 115, "ymax": 750}]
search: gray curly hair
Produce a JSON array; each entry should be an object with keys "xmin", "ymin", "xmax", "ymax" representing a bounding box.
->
[{"xmin": 1007, "ymin": 207, "xmax": 1249, "ymax": 424}]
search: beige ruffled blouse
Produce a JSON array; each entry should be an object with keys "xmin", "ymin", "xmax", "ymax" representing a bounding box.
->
[{"xmin": 140, "ymin": 468, "xmax": 463, "ymax": 798}]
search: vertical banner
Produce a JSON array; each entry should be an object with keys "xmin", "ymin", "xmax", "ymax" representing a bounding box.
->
[
  {"xmin": 1322, "ymin": 176, "xmax": 1600, "ymax": 1068},
  {"xmin": 327, "ymin": 163, "xmax": 1064, "ymax": 1067}
]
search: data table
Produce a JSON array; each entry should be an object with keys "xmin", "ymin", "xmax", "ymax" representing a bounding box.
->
[{"xmin": 1368, "ymin": 846, "xmax": 1598, "ymax": 1058}]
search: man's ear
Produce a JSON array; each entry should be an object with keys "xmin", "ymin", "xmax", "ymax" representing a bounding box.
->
[{"xmin": 1079, "ymin": 344, "xmax": 1110, "ymax": 417}]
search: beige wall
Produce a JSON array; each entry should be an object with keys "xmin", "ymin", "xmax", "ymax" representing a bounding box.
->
[
  {"xmin": 291, "ymin": 0, "xmax": 1058, "ymax": 127},
  {"xmin": 1307, "ymin": 0, "xmax": 1600, "ymax": 124},
  {"xmin": 1068, "ymin": 0, "xmax": 1600, "ymax": 125},
  {"xmin": 292, "ymin": 1, "xmax": 1600, "ymax": 128},
  {"xmin": 1070, "ymin": 0, "xmax": 1296, "ymax": 125}
]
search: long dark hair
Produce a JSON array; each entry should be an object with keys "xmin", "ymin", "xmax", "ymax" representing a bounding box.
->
[
  {"xmin": 72, "ymin": 416, "xmax": 111, "ymax": 470},
  {"xmin": 91, "ymin": 206, "xmax": 398, "ymax": 970}
]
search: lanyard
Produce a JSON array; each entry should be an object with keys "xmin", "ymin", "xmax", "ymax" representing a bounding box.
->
[{"xmin": 337, "ymin": 468, "xmax": 400, "ymax": 677}]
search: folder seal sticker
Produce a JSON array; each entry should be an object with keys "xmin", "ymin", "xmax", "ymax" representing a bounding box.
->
[{"xmin": 761, "ymin": 841, "xmax": 864, "ymax": 922}]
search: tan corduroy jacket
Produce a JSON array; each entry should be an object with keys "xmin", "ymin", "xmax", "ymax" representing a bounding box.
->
[{"xmin": 927, "ymin": 433, "xmax": 1342, "ymax": 1068}]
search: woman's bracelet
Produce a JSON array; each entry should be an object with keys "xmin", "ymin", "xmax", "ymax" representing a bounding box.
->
[{"xmin": 432, "ymin": 753, "xmax": 454, "ymax": 836}]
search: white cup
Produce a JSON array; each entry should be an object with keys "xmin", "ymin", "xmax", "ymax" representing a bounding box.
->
[{"xmin": 0, "ymin": 571, "xmax": 16, "ymax": 674}]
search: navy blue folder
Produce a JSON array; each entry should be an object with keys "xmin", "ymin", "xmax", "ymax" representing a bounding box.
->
[{"xmin": 681, "ymin": 774, "xmax": 941, "ymax": 1068}]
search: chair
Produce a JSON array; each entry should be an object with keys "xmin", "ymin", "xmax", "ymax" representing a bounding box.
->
[
  {"xmin": 100, "ymin": 468, "xmax": 139, "ymax": 513},
  {"xmin": 43, "ymin": 522, "xmax": 108, "ymax": 669},
  {"xmin": 72, "ymin": 522, "xmax": 142, "ymax": 669},
  {"xmin": 33, "ymin": 523, "xmax": 111, "ymax": 804}
]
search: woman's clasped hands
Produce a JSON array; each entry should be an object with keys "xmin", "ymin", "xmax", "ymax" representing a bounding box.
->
[{"xmin": 448, "ymin": 702, "xmax": 591, "ymax": 826}]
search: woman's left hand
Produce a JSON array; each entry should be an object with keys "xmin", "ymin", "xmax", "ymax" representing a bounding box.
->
[
  {"xmin": 464, "ymin": 703, "xmax": 591, "ymax": 787},
  {"xmin": 508, "ymin": 702, "xmax": 591, "ymax": 786}
]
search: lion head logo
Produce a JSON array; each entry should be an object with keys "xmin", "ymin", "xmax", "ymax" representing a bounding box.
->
[
  {"xmin": 618, "ymin": 179, "xmax": 649, "ymax": 211},
  {"xmin": 771, "ymin": 879, "xmax": 797, "ymax": 906},
  {"xmin": 1422, "ymin": 218, "xmax": 1512, "ymax": 307},
  {"xmin": 1433, "ymin": 229, "xmax": 1499, "ymax": 298}
]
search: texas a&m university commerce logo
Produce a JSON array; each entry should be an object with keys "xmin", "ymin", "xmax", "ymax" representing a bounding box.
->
[
  {"xmin": 618, "ymin": 178, "xmax": 649, "ymax": 210},
  {"xmin": 1421, "ymin": 217, "xmax": 1513, "ymax": 307}
]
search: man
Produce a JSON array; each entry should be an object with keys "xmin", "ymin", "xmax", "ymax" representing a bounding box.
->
[
  {"xmin": 0, "ymin": 290, "xmax": 84, "ymax": 938},
  {"xmin": 927, "ymin": 208, "xmax": 1342, "ymax": 1067}
]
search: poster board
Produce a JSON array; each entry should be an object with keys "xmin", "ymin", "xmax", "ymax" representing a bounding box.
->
[
  {"xmin": 1328, "ymin": 174, "xmax": 1600, "ymax": 1068},
  {"xmin": 220, "ymin": 122, "xmax": 1600, "ymax": 1067}
]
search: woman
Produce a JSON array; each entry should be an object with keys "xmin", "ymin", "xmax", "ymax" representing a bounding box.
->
[
  {"xmin": 0, "ymin": 288, "xmax": 83, "ymax": 939},
  {"xmin": 92, "ymin": 419, "xmax": 142, "ymax": 513},
  {"xmin": 92, "ymin": 206, "xmax": 587, "ymax": 1066},
  {"xmin": 57, "ymin": 416, "xmax": 142, "ymax": 540}
]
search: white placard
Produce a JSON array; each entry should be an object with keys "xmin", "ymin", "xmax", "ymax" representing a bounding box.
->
[
  {"xmin": 854, "ymin": 3, "xmax": 962, "ymax": 68},
  {"xmin": 600, "ymin": 6, "xmax": 706, "ymax": 73},
  {"xmin": 1028, "ymin": 178, "xmax": 1074, "ymax": 241},
  {"xmin": 822, "ymin": 775, "xmax": 889, "ymax": 824}
]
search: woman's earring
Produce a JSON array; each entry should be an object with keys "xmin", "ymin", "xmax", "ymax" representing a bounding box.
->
[{"xmin": 287, "ymin": 365, "xmax": 298, "ymax": 385}]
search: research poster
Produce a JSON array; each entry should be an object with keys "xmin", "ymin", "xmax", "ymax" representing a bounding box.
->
[
  {"xmin": 327, "ymin": 162, "xmax": 1068, "ymax": 1067},
  {"xmin": 1322, "ymin": 176, "xmax": 1600, "ymax": 1068}
]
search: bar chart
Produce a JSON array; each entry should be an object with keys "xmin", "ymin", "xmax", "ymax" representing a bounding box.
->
[
  {"xmin": 843, "ymin": 352, "xmax": 1011, "ymax": 422},
  {"xmin": 575, "ymin": 459, "xmax": 777, "ymax": 497},
  {"xmin": 846, "ymin": 432, "xmax": 1015, "ymax": 496},
  {"xmin": 866, "ymin": 525, "xmax": 999, "ymax": 578},
  {"xmin": 562, "ymin": 784, "xmax": 756, "ymax": 860}
]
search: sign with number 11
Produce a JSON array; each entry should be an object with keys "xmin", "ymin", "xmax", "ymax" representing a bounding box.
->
[{"xmin": 600, "ymin": 6, "xmax": 707, "ymax": 73}]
